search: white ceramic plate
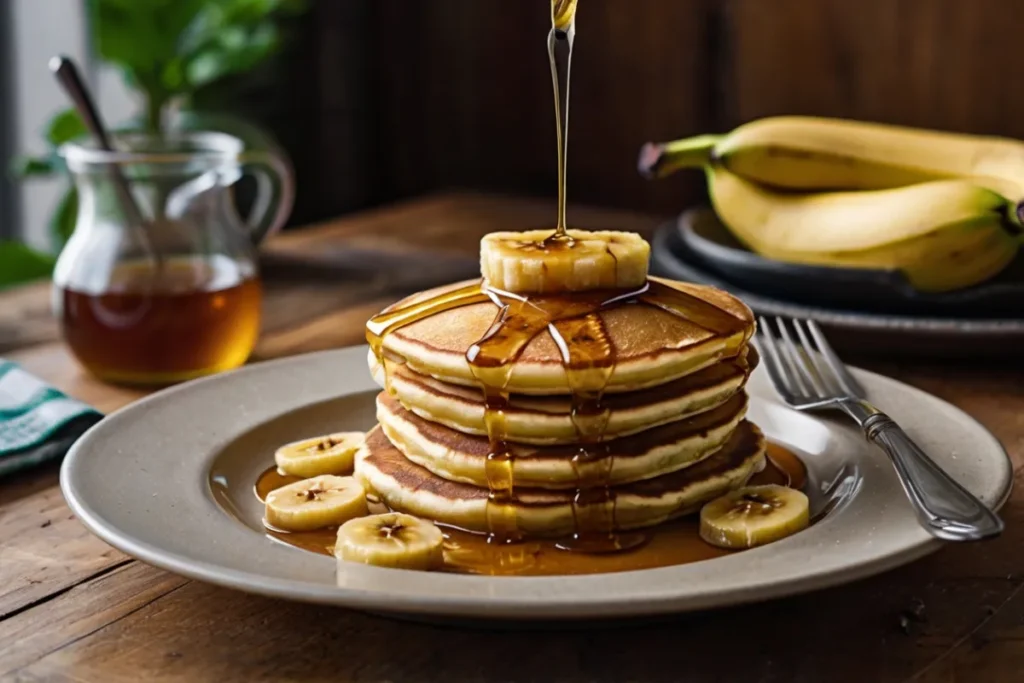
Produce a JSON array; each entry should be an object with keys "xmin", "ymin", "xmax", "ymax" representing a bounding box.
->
[{"xmin": 61, "ymin": 347, "xmax": 1013, "ymax": 621}]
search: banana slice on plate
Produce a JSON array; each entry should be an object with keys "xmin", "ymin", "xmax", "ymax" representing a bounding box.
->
[
  {"xmin": 335, "ymin": 512, "xmax": 444, "ymax": 570},
  {"xmin": 480, "ymin": 229, "xmax": 650, "ymax": 293},
  {"xmin": 274, "ymin": 432, "xmax": 365, "ymax": 478},
  {"xmin": 264, "ymin": 475, "xmax": 368, "ymax": 532},
  {"xmin": 699, "ymin": 484, "xmax": 810, "ymax": 549}
]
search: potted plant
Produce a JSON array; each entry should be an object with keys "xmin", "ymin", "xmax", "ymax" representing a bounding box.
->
[{"xmin": 3, "ymin": 0, "xmax": 306, "ymax": 288}]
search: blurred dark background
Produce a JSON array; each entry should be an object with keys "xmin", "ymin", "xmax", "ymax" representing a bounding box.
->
[
  {"xmin": 245, "ymin": 0, "xmax": 1024, "ymax": 227},
  {"xmin": 8, "ymin": 0, "xmax": 1024, "ymax": 239}
]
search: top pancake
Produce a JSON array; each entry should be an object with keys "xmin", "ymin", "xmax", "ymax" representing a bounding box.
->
[{"xmin": 374, "ymin": 277, "xmax": 755, "ymax": 395}]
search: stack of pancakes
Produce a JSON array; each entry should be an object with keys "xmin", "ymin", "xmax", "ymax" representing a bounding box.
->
[{"xmin": 356, "ymin": 278, "xmax": 766, "ymax": 538}]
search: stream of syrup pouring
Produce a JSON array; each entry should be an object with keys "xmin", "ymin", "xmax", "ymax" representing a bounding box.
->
[{"xmin": 364, "ymin": 0, "xmax": 751, "ymax": 554}]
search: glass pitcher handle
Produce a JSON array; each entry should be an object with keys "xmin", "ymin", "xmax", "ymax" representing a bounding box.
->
[{"xmin": 239, "ymin": 149, "xmax": 296, "ymax": 245}]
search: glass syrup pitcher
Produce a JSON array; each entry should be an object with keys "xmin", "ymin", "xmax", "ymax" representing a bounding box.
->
[{"xmin": 53, "ymin": 131, "xmax": 295, "ymax": 386}]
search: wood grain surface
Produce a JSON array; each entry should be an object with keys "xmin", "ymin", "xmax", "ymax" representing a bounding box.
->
[{"xmin": 0, "ymin": 194, "xmax": 1022, "ymax": 683}]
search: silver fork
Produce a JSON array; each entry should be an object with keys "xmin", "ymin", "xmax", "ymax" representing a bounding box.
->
[{"xmin": 755, "ymin": 316, "xmax": 1003, "ymax": 542}]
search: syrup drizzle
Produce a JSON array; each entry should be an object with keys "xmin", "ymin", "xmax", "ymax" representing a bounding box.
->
[
  {"xmin": 365, "ymin": 282, "xmax": 490, "ymax": 394},
  {"xmin": 549, "ymin": 0, "xmax": 576, "ymax": 235},
  {"xmin": 365, "ymin": 279, "xmax": 747, "ymax": 550},
  {"xmin": 362, "ymin": 0, "xmax": 750, "ymax": 552}
]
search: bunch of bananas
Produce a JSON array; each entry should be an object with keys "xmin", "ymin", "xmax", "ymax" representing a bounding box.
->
[{"xmin": 639, "ymin": 117, "xmax": 1024, "ymax": 292}]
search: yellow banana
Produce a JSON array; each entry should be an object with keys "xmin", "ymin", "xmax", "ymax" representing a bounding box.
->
[
  {"xmin": 699, "ymin": 485, "xmax": 809, "ymax": 550},
  {"xmin": 642, "ymin": 117, "xmax": 1024, "ymax": 200},
  {"xmin": 706, "ymin": 166, "xmax": 1020, "ymax": 292}
]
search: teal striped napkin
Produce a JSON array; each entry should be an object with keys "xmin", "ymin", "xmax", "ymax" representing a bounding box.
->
[{"xmin": 0, "ymin": 360, "xmax": 102, "ymax": 477}]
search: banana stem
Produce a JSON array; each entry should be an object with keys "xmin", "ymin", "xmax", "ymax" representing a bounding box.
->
[
  {"xmin": 1015, "ymin": 200, "xmax": 1024, "ymax": 229},
  {"xmin": 638, "ymin": 134, "xmax": 721, "ymax": 180}
]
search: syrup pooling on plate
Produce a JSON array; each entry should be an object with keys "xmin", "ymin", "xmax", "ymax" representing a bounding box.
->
[
  {"xmin": 253, "ymin": 444, "xmax": 809, "ymax": 575},
  {"xmin": 765, "ymin": 442, "xmax": 808, "ymax": 490}
]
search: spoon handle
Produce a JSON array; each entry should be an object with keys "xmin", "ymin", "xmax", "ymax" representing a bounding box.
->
[
  {"xmin": 49, "ymin": 56, "xmax": 151, "ymax": 236},
  {"xmin": 50, "ymin": 57, "xmax": 116, "ymax": 150}
]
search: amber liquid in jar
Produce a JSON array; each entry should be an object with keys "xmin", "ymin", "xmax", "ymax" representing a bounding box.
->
[{"xmin": 57, "ymin": 256, "xmax": 261, "ymax": 386}]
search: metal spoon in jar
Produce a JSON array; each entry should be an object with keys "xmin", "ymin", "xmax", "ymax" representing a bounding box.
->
[{"xmin": 49, "ymin": 55, "xmax": 162, "ymax": 268}]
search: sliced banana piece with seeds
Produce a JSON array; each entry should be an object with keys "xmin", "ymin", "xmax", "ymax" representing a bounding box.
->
[
  {"xmin": 274, "ymin": 432, "xmax": 365, "ymax": 478},
  {"xmin": 699, "ymin": 484, "xmax": 809, "ymax": 549},
  {"xmin": 480, "ymin": 229, "xmax": 650, "ymax": 294},
  {"xmin": 264, "ymin": 475, "xmax": 368, "ymax": 532},
  {"xmin": 335, "ymin": 512, "xmax": 444, "ymax": 570}
]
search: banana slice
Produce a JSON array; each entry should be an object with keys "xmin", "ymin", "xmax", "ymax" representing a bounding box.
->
[
  {"xmin": 480, "ymin": 229, "xmax": 650, "ymax": 293},
  {"xmin": 335, "ymin": 512, "xmax": 444, "ymax": 570},
  {"xmin": 274, "ymin": 432, "xmax": 365, "ymax": 478},
  {"xmin": 699, "ymin": 484, "xmax": 809, "ymax": 549},
  {"xmin": 264, "ymin": 475, "xmax": 368, "ymax": 532}
]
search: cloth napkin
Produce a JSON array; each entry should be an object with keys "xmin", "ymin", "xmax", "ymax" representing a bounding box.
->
[{"xmin": 0, "ymin": 359, "xmax": 102, "ymax": 478}]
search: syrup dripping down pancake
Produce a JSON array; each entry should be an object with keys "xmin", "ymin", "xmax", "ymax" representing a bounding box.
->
[
  {"xmin": 354, "ymin": 422, "xmax": 766, "ymax": 538},
  {"xmin": 369, "ymin": 347, "xmax": 757, "ymax": 444},
  {"xmin": 376, "ymin": 391, "xmax": 749, "ymax": 489},
  {"xmin": 374, "ymin": 277, "xmax": 755, "ymax": 396}
]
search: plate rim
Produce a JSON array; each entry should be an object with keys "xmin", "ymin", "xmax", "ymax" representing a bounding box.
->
[{"xmin": 60, "ymin": 347, "xmax": 1014, "ymax": 619}]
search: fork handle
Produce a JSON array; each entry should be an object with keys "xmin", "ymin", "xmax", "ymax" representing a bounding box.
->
[{"xmin": 862, "ymin": 412, "xmax": 1004, "ymax": 541}]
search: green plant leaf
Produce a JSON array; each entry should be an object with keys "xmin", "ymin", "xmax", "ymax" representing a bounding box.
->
[
  {"xmin": 185, "ymin": 22, "xmax": 280, "ymax": 89},
  {"xmin": 160, "ymin": 57, "xmax": 187, "ymax": 92},
  {"xmin": 91, "ymin": 0, "xmax": 174, "ymax": 72},
  {"xmin": 10, "ymin": 156, "xmax": 56, "ymax": 178},
  {"xmin": 0, "ymin": 241, "xmax": 56, "ymax": 288},
  {"xmin": 178, "ymin": 0, "xmax": 296, "ymax": 64},
  {"xmin": 88, "ymin": 0, "xmax": 304, "ymax": 123},
  {"xmin": 177, "ymin": 2, "xmax": 229, "ymax": 55},
  {"xmin": 89, "ymin": 0, "xmax": 207, "ymax": 114},
  {"xmin": 45, "ymin": 109, "xmax": 87, "ymax": 146},
  {"xmin": 50, "ymin": 188, "xmax": 80, "ymax": 246}
]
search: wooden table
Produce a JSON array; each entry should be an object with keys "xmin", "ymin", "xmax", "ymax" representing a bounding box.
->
[{"xmin": 1, "ymin": 193, "xmax": 1021, "ymax": 683}]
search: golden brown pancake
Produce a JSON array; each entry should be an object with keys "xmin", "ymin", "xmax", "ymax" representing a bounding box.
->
[
  {"xmin": 377, "ymin": 391, "xmax": 749, "ymax": 489},
  {"xmin": 370, "ymin": 347, "xmax": 756, "ymax": 444},
  {"xmin": 354, "ymin": 422, "xmax": 766, "ymax": 537},
  {"xmin": 373, "ymin": 277, "xmax": 755, "ymax": 395}
]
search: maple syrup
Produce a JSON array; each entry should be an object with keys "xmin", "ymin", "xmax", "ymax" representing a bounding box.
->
[
  {"xmin": 365, "ymin": 279, "xmax": 748, "ymax": 547},
  {"xmin": 253, "ymin": 444, "xmax": 808, "ymax": 575},
  {"xmin": 360, "ymin": 0, "xmax": 754, "ymax": 551},
  {"xmin": 243, "ymin": 0, "xmax": 801, "ymax": 574},
  {"xmin": 57, "ymin": 256, "xmax": 261, "ymax": 386},
  {"xmin": 549, "ymin": 0, "xmax": 577, "ymax": 234}
]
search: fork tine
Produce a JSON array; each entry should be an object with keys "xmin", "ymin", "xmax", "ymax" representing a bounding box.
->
[
  {"xmin": 755, "ymin": 317, "xmax": 798, "ymax": 400},
  {"xmin": 807, "ymin": 320, "xmax": 866, "ymax": 398},
  {"xmin": 774, "ymin": 318, "xmax": 822, "ymax": 398},
  {"xmin": 792, "ymin": 318, "xmax": 840, "ymax": 395}
]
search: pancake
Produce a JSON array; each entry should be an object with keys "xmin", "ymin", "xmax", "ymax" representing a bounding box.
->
[
  {"xmin": 355, "ymin": 422, "xmax": 766, "ymax": 537},
  {"xmin": 370, "ymin": 348, "xmax": 755, "ymax": 444},
  {"xmin": 373, "ymin": 277, "xmax": 754, "ymax": 395},
  {"xmin": 377, "ymin": 391, "xmax": 749, "ymax": 489}
]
